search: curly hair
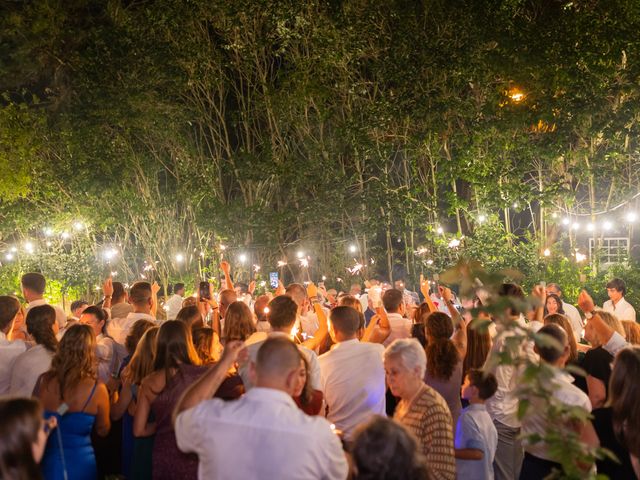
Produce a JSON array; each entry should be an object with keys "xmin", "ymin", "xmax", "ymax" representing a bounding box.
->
[
  {"xmin": 25, "ymin": 305, "xmax": 58, "ymax": 353},
  {"xmin": 425, "ymin": 312, "xmax": 458, "ymax": 380},
  {"xmin": 123, "ymin": 327, "xmax": 159, "ymax": 386},
  {"xmin": 49, "ymin": 324, "xmax": 96, "ymax": 399}
]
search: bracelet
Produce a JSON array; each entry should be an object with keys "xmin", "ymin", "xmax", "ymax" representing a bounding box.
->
[{"xmin": 104, "ymin": 295, "xmax": 112, "ymax": 300}]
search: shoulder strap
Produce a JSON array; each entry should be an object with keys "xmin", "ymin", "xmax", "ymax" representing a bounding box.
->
[{"xmin": 80, "ymin": 382, "xmax": 98, "ymax": 412}]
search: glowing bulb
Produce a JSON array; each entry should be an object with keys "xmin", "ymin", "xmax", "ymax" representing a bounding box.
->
[
  {"xmin": 73, "ymin": 221, "xmax": 84, "ymax": 231},
  {"xmin": 562, "ymin": 218, "xmax": 570, "ymax": 226},
  {"xmin": 10, "ymin": 247, "xmax": 17, "ymax": 253},
  {"xmin": 46, "ymin": 241, "xmax": 52, "ymax": 247},
  {"xmin": 24, "ymin": 242, "xmax": 34, "ymax": 253},
  {"xmin": 625, "ymin": 212, "xmax": 637, "ymax": 223},
  {"xmin": 543, "ymin": 248, "xmax": 551, "ymax": 257},
  {"xmin": 175, "ymin": 253, "xmax": 184, "ymax": 263},
  {"xmin": 571, "ymin": 222, "xmax": 581, "ymax": 231},
  {"xmin": 587, "ymin": 223, "xmax": 595, "ymax": 232},
  {"xmin": 436, "ymin": 226, "xmax": 444, "ymax": 234},
  {"xmin": 238, "ymin": 253, "xmax": 247, "ymax": 263},
  {"xmin": 603, "ymin": 221, "xmax": 613, "ymax": 231},
  {"xmin": 43, "ymin": 227, "xmax": 53, "ymax": 236},
  {"xmin": 478, "ymin": 214, "xmax": 486, "ymax": 223},
  {"xmin": 296, "ymin": 251, "xmax": 305, "ymax": 259},
  {"xmin": 510, "ymin": 89, "xmax": 525, "ymax": 102},
  {"xmin": 551, "ymin": 213, "xmax": 558, "ymax": 219},
  {"xmin": 575, "ymin": 252, "xmax": 587, "ymax": 262},
  {"xmin": 103, "ymin": 248, "xmax": 118, "ymax": 261},
  {"xmin": 5, "ymin": 253, "xmax": 14, "ymax": 261},
  {"xmin": 263, "ymin": 307, "xmax": 270, "ymax": 314},
  {"xmin": 61, "ymin": 232, "xmax": 70, "ymax": 239},
  {"xmin": 349, "ymin": 244, "xmax": 357, "ymax": 253},
  {"xmin": 513, "ymin": 202, "xmax": 519, "ymax": 209},
  {"xmin": 426, "ymin": 259, "xmax": 434, "ymax": 265},
  {"xmin": 322, "ymin": 275, "xmax": 327, "ymax": 281}
]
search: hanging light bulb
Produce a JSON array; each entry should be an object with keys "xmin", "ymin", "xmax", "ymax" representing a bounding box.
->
[{"xmin": 625, "ymin": 212, "xmax": 637, "ymax": 223}]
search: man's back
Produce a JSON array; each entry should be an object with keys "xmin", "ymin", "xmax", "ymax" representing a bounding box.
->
[
  {"xmin": 319, "ymin": 339, "xmax": 385, "ymax": 440},
  {"xmin": 176, "ymin": 387, "xmax": 347, "ymax": 480}
]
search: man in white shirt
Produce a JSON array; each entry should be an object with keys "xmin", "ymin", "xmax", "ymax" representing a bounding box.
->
[
  {"xmin": 319, "ymin": 306, "xmax": 386, "ymax": 441},
  {"xmin": 164, "ymin": 283, "xmax": 185, "ymax": 320},
  {"xmin": 21, "ymin": 272, "xmax": 67, "ymax": 330},
  {"xmin": 546, "ymin": 283, "xmax": 584, "ymax": 339},
  {"xmin": 239, "ymin": 295, "xmax": 322, "ymax": 393},
  {"xmin": 381, "ymin": 289, "xmax": 412, "ymax": 347},
  {"xmin": 520, "ymin": 324, "xmax": 598, "ymax": 479},
  {"xmin": 107, "ymin": 281, "xmax": 156, "ymax": 346},
  {"xmin": 602, "ymin": 278, "xmax": 636, "ymax": 322},
  {"xmin": 0, "ymin": 296, "xmax": 27, "ymax": 394},
  {"xmin": 174, "ymin": 337, "xmax": 348, "ymax": 480}
]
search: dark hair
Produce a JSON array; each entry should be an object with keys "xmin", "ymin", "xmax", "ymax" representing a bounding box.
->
[
  {"xmin": 81, "ymin": 305, "xmax": 109, "ymax": 335},
  {"xmin": 352, "ymin": 416, "xmax": 430, "ymax": 480},
  {"xmin": 0, "ymin": 296, "xmax": 21, "ymax": 332},
  {"xmin": 129, "ymin": 281, "xmax": 152, "ymax": 306},
  {"xmin": 223, "ymin": 301, "xmax": 256, "ymax": 341},
  {"xmin": 25, "ymin": 305, "xmax": 58, "ymax": 353},
  {"xmin": 70, "ymin": 300, "xmax": 88, "ymax": 312},
  {"xmin": 544, "ymin": 294, "xmax": 565, "ymax": 316},
  {"xmin": 175, "ymin": 306, "xmax": 204, "ymax": 331},
  {"xmin": 535, "ymin": 323, "xmax": 567, "ymax": 364},
  {"xmin": 153, "ymin": 320, "xmax": 200, "ymax": 381},
  {"xmin": 425, "ymin": 312, "xmax": 458, "ymax": 380},
  {"xmin": 296, "ymin": 351, "xmax": 314, "ymax": 407},
  {"xmin": 112, "ymin": 282, "xmax": 127, "ymax": 302},
  {"xmin": 463, "ymin": 322, "xmax": 491, "ymax": 379},
  {"xmin": 606, "ymin": 278, "xmax": 627, "ymax": 296},
  {"xmin": 234, "ymin": 282, "xmax": 249, "ymax": 294},
  {"xmin": 544, "ymin": 314, "xmax": 577, "ymax": 363},
  {"xmin": 21, "ymin": 273, "xmax": 46, "ymax": 295},
  {"xmin": 124, "ymin": 319, "xmax": 155, "ymax": 355},
  {"xmin": 173, "ymin": 283, "xmax": 185, "ymax": 294},
  {"xmin": 467, "ymin": 369, "xmax": 498, "ymax": 400},
  {"xmin": 610, "ymin": 347, "xmax": 640, "ymax": 458},
  {"xmin": 267, "ymin": 296, "xmax": 298, "ymax": 329},
  {"xmin": 382, "ymin": 289, "xmax": 404, "ymax": 312},
  {"xmin": 330, "ymin": 306, "xmax": 361, "ymax": 336},
  {"xmin": 0, "ymin": 397, "xmax": 43, "ymax": 480},
  {"xmin": 498, "ymin": 283, "xmax": 525, "ymax": 316},
  {"xmin": 192, "ymin": 327, "xmax": 216, "ymax": 364}
]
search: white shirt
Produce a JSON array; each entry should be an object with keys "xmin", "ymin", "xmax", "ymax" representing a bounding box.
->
[
  {"xmin": 484, "ymin": 316, "xmax": 536, "ymax": 429},
  {"xmin": 455, "ymin": 404, "xmax": 498, "ymax": 480},
  {"xmin": 176, "ymin": 387, "xmax": 348, "ymax": 480},
  {"xmin": 164, "ymin": 294, "xmax": 184, "ymax": 320},
  {"xmin": 9, "ymin": 344, "xmax": 53, "ymax": 396},
  {"xmin": 106, "ymin": 312, "xmax": 156, "ymax": 346},
  {"xmin": 562, "ymin": 302, "xmax": 584, "ymax": 340},
  {"xmin": 96, "ymin": 334, "xmax": 116, "ymax": 383},
  {"xmin": 239, "ymin": 331, "xmax": 322, "ymax": 391},
  {"xmin": 521, "ymin": 370, "xmax": 591, "ymax": 461},
  {"xmin": 603, "ymin": 331, "xmax": 629, "ymax": 356},
  {"xmin": 383, "ymin": 312, "xmax": 412, "ymax": 347},
  {"xmin": 0, "ymin": 332, "xmax": 27, "ymax": 394},
  {"xmin": 299, "ymin": 311, "xmax": 319, "ymax": 337},
  {"xmin": 318, "ymin": 339, "xmax": 386, "ymax": 440},
  {"xmin": 26, "ymin": 298, "xmax": 67, "ymax": 330},
  {"xmin": 603, "ymin": 297, "xmax": 636, "ymax": 322}
]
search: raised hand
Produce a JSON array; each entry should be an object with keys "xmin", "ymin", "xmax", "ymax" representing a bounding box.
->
[
  {"xmin": 220, "ymin": 261, "xmax": 231, "ymax": 274},
  {"xmin": 307, "ymin": 281, "xmax": 318, "ymax": 299},
  {"xmin": 420, "ymin": 274, "xmax": 430, "ymax": 299},
  {"xmin": 248, "ymin": 280, "xmax": 256, "ymax": 295},
  {"xmin": 103, "ymin": 276, "xmax": 114, "ymax": 297},
  {"xmin": 275, "ymin": 280, "xmax": 285, "ymax": 296},
  {"xmin": 577, "ymin": 290, "xmax": 595, "ymax": 314},
  {"xmin": 439, "ymin": 285, "xmax": 453, "ymax": 303}
]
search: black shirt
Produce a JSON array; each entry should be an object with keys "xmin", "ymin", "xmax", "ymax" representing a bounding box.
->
[{"xmin": 592, "ymin": 407, "xmax": 638, "ymax": 479}]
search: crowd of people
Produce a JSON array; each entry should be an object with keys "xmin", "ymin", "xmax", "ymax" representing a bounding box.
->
[{"xmin": 0, "ymin": 263, "xmax": 639, "ymax": 480}]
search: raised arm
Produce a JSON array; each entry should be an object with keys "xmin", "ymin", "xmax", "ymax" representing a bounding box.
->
[
  {"xmin": 441, "ymin": 286, "xmax": 467, "ymax": 359},
  {"xmin": 577, "ymin": 291, "xmax": 614, "ymax": 342},
  {"xmin": 220, "ymin": 261, "xmax": 234, "ymax": 291},
  {"xmin": 172, "ymin": 341, "xmax": 245, "ymax": 427},
  {"xmin": 150, "ymin": 282, "xmax": 160, "ymax": 319},
  {"xmin": 366, "ymin": 307, "xmax": 391, "ymax": 344},
  {"xmin": 420, "ymin": 274, "xmax": 438, "ymax": 313},
  {"xmin": 302, "ymin": 282, "xmax": 328, "ymax": 351},
  {"xmin": 102, "ymin": 276, "xmax": 114, "ymax": 310}
]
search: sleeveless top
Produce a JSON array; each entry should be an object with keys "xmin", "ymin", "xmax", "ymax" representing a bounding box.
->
[{"xmin": 41, "ymin": 383, "xmax": 98, "ymax": 480}]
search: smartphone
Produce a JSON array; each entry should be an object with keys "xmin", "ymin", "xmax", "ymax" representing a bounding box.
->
[
  {"xmin": 369, "ymin": 285, "xmax": 382, "ymax": 309},
  {"xmin": 199, "ymin": 281, "xmax": 211, "ymax": 301},
  {"xmin": 269, "ymin": 272, "xmax": 279, "ymax": 289}
]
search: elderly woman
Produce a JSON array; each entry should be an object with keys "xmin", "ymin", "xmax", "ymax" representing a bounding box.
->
[{"xmin": 384, "ymin": 338, "xmax": 456, "ymax": 480}]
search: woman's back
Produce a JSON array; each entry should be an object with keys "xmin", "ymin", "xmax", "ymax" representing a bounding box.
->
[{"xmin": 38, "ymin": 375, "xmax": 109, "ymax": 480}]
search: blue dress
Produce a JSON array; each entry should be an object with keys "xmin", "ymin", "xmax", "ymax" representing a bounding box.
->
[{"xmin": 41, "ymin": 383, "xmax": 98, "ymax": 480}]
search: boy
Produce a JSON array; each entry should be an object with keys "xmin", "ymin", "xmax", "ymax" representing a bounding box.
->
[{"xmin": 455, "ymin": 369, "xmax": 499, "ymax": 480}]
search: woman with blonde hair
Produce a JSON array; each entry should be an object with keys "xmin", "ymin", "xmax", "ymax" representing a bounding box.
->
[
  {"xmin": 583, "ymin": 311, "xmax": 626, "ymax": 408},
  {"xmin": 37, "ymin": 324, "xmax": 110, "ymax": 480},
  {"xmin": 621, "ymin": 320, "xmax": 640, "ymax": 345}
]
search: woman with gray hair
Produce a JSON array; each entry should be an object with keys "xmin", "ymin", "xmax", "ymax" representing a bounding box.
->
[{"xmin": 384, "ymin": 339, "xmax": 456, "ymax": 480}]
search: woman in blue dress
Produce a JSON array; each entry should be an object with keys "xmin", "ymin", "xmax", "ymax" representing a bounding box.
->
[{"xmin": 36, "ymin": 324, "xmax": 111, "ymax": 480}]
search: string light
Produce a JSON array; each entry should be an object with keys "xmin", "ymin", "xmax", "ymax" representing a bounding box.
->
[
  {"xmin": 238, "ymin": 253, "xmax": 247, "ymax": 263},
  {"xmin": 296, "ymin": 251, "xmax": 305, "ymax": 259},
  {"xmin": 426, "ymin": 259, "xmax": 434, "ymax": 265},
  {"xmin": 571, "ymin": 222, "xmax": 581, "ymax": 231},
  {"xmin": 277, "ymin": 260, "xmax": 287, "ymax": 267},
  {"xmin": 543, "ymin": 248, "xmax": 551, "ymax": 257},
  {"xmin": 478, "ymin": 214, "xmax": 487, "ymax": 224},
  {"xmin": 436, "ymin": 226, "xmax": 444, "ymax": 234},
  {"xmin": 5, "ymin": 253, "xmax": 14, "ymax": 261},
  {"xmin": 562, "ymin": 218, "xmax": 571, "ymax": 226},
  {"xmin": 61, "ymin": 232, "xmax": 70, "ymax": 239},
  {"xmin": 175, "ymin": 253, "xmax": 185, "ymax": 263},
  {"xmin": 43, "ymin": 227, "xmax": 53, "ymax": 236},
  {"xmin": 626, "ymin": 212, "xmax": 637, "ymax": 223},
  {"xmin": 587, "ymin": 223, "xmax": 595, "ymax": 232},
  {"xmin": 73, "ymin": 221, "xmax": 84, "ymax": 231},
  {"xmin": 349, "ymin": 244, "xmax": 357, "ymax": 253},
  {"xmin": 603, "ymin": 221, "xmax": 613, "ymax": 231},
  {"xmin": 24, "ymin": 242, "xmax": 34, "ymax": 253}
]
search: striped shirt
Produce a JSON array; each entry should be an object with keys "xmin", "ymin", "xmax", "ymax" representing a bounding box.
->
[{"xmin": 394, "ymin": 383, "xmax": 456, "ymax": 480}]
